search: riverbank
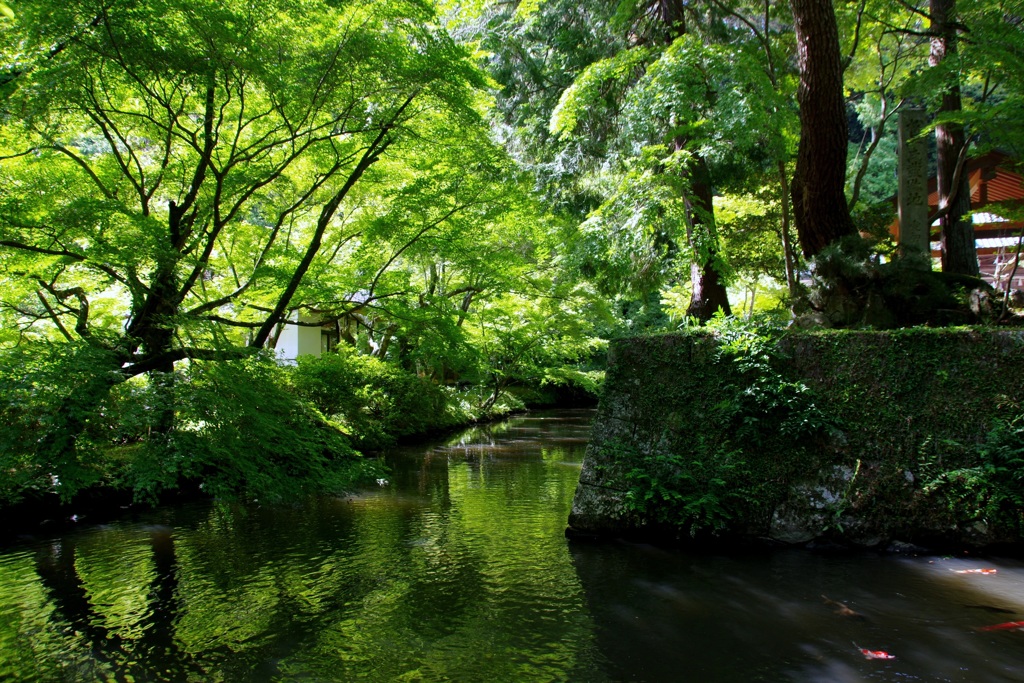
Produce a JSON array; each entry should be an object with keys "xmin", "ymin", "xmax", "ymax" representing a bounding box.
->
[
  {"xmin": 0, "ymin": 387, "xmax": 597, "ymax": 542},
  {"xmin": 568, "ymin": 326, "xmax": 1024, "ymax": 552},
  {"xmin": 6, "ymin": 409, "xmax": 1024, "ymax": 683}
]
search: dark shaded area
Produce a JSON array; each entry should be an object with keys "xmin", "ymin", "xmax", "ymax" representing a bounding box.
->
[
  {"xmin": 568, "ymin": 540, "xmax": 1024, "ymax": 683},
  {"xmin": 0, "ymin": 483, "xmax": 205, "ymax": 545},
  {"xmin": 33, "ymin": 530, "xmax": 203, "ymax": 681},
  {"xmin": 570, "ymin": 330, "xmax": 1024, "ymax": 549}
]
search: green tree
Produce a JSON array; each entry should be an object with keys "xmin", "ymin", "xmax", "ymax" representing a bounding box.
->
[
  {"xmin": 1, "ymin": 0, "xmax": 481, "ymax": 370},
  {"xmin": 537, "ymin": 0, "xmax": 736, "ymax": 321},
  {"xmin": 0, "ymin": 0, "xmax": 486, "ymax": 497},
  {"xmin": 470, "ymin": 285, "xmax": 606, "ymax": 411},
  {"xmin": 483, "ymin": 0, "xmax": 807, "ymax": 314},
  {"xmin": 788, "ymin": 0, "xmax": 858, "ymax": 257}
]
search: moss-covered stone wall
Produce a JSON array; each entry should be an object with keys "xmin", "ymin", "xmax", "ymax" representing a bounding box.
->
[{"xmin": 569, "ymin": 328, "xmax": 1024, "ymax": 549}]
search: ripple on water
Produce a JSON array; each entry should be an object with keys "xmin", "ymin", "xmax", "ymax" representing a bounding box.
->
[{"xmin": 8, "ymin": 410, "xmax": 1024, "ymax": 682}]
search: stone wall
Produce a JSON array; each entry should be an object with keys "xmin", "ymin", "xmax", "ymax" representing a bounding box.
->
[{"xmin": 568, "ymin": 329, "xmax": 1024, "ymax": 549}]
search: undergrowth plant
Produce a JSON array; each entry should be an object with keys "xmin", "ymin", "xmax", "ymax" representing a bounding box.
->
[
  {"xmin": 619, "ymin": 437, "xmax": 750, "ymax": 536},
  {"xmin": 706, "ymin": 313, "xmax": 830, "ymax": 445},
  {"xmin": 919, "ymin": 401, "xmax": 1024, "ymax": 534},
  {"xmin": 291, "ymin": 348, "xmax": 465, "ymax": 450},
  {"xmin": 618, "ymin": 314, "xmax": 832, "ymax": 536}
]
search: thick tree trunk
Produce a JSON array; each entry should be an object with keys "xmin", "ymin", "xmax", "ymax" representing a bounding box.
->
[
  {"xmin": 789, "ymin": 0, "xmax": 857, "ymax": 258},
  {"xmin": 930, "ymin": 0, "xmax": 978, "ymax": 276},
  {"xmin": 660, "ymin": 0, "xmax": 731, "ymax": 321},
  {"xmin": 683, "ymin": 157, "xmax": 732, "ymax": 320},
  {"xmin": 126, "ymin": 258, "xmax": 180, "ymax": 434},
  {"xmin": 686, "ymin": 257, "xmax": 731, "ymax": 320},
  {"xmin": 128, "ymin": 264, "xmax": 179, "ymax": 373}
]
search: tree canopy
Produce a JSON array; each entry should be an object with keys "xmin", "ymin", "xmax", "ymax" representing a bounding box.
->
[{"xmin": 2, "ymin": 0, "xmax": 1023, "ymax": 504}]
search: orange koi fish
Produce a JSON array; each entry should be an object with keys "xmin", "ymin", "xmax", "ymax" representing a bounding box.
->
[
  {"xmin": 854, "ymin": 643, "xmax": 895, "ymax": 660},
  {"xmin": 979, "ymin": 621, "xmax": 1024, "ymax": 632},
  {"xmin": 952, "ymin": 568, "xmax": 997, "ymax": 574}
]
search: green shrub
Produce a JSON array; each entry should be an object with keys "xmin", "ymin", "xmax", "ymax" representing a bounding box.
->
[
  {"xmin": 291, "ymin": 348, "xmax": 462, "ymax": 449},
  {"xmin": 142, "ymin": 355, "xmax": 376, "ymax": 502},
  {"xmin": 0, "ymin": 346, "xmax": 377, "ymax": 506},
  {"xmin": 619, "ymin": 439, "xmax": 752, "ymax": 535},
  {"xmin": 0, "ymin": 342, "xmax": 123, "ymax": 504},
  {"xmin": 980, "ymin": 408, "xmax": 1024, "ymax": 531},
  {"xmin": 920, "ymin": 404, "xmax": 1024, "ymax": 534}
]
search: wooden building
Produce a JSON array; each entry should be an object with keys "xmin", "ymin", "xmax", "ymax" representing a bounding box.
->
[{"xmin": 891, "ymin": 151, "xmax": 1024, "ymax": 291}]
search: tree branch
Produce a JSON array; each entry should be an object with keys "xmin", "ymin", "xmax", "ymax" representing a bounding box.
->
[
  {"xmin": 50, "ymin": 144, "xmax": 116, "ymax": 199},
  {"xmin": 0, "ymin": 239, "xmax": 84, "ymax": 259},
  {"xmin": 35, "ymin": 290, "xmax": 75, "ymax": 341},
  {"xmin": 928, "ymin": 137, "xmax": 973, "ymax": 223},
  {"xmin": 842, "ymin": 0, "xmax": 868, "ymax": 71},
  {"xmin": 169, "ymin": 83, "xmax": 216, "ymax": 250},
  {"xmin": 891, "ymin": 0, "xmax": 933, "ymax": 21},
  {"xmin": 37, "ymin": 281, "xmax": 92, "ymax": 339},
  {"xmin": 249, "ymin": 91, "xmax": 419, "ymax": 348},
  {"xmin": 123, "ymin": 346, "xmax": 256, "ymax": 377}
]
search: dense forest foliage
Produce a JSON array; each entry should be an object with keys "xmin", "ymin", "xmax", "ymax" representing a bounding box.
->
[{"xmin": 1, "ymin": 0, "xmax": 1022, "ymax": 507}]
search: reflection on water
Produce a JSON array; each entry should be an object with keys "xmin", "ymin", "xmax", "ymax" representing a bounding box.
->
[
  {"xmin": 572, "ymin": 545, "xmax": 1024, "ymax": 682},
  {"xmin": 1, "ymin": 409, "xmax": 1024, "ymax": 682},
  {"xmin": 0, "ymin": 410, "xmax": 603, "ymax": 682}
]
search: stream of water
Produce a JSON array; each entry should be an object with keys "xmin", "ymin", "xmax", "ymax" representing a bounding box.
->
[{"xmin": 2, "ymin": 409, "xmax": 1024, "ymax": 682}]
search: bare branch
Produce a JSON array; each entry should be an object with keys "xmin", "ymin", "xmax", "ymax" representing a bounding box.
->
[
  {"xmin": 184, "ymin": 163, "xmax": 345, "ymax": 316},
  {"xmin": 35, "ymin": 290, "xmax": 75, "ymax": 341},
  {"xmin": 194, "ymin": 315, "xmax": 266, "ymax": 328},
  {"xmin": 37, "ymin": 281, "xmax": 92, "ymax": 339},
  {"xmin": 50, "ymin": 144, "xmax": 116, "ymax": 199},
  {"xmin": 0, "ymin": 148, "xmax": 37, "ymax": 161},
  {"xmin": 842, "ymin": 0, "xmax": 869, "ymax": 71},
  {"xmin": 928, "ymin": 137, "xmax": 973, "ymax": 223},
  {"xmin": 122, "ymin": 346, "xmax": 257, "ymax": 377},
  {"xmin": 169, "ymin": 83, "xmax": 216, "ymax": 249},
  {"xmin": 0, "ymin": 239, "xmax": 84, "ymax": 259}
]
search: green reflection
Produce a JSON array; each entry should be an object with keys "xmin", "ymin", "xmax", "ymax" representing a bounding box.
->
[
  {"xmin": 0, "ymin": 412, "xmax": 605, "ymax": 682},
  {"xmin": 73, "ymin": 531, "xmax": 157, "ymax": 643},
  {"xmin": 275, "ymin": 415, "xmax": 605, "ymax": 682},
  {"xmin": 0, "ymin": 549, "xmax": 108, "ymax": 681}
]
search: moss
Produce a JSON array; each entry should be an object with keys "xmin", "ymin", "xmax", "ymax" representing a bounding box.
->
[{"xmin": 571, "ymin": 327, "xmax": 1024, "ymax": 548}]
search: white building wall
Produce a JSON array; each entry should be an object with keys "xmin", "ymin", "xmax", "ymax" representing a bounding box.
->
[{"xmin": 275, "ymin": 311, "xmax": 322, "ymax": 362}]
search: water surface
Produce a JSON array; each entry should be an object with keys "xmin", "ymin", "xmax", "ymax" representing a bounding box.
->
[{"xmin": 1, "ymin": 409, "xmax": 1023, "ymax": 682}]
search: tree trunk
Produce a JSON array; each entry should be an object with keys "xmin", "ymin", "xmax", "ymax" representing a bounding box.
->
[
  {"xmin": 776, "ymin": 161, "xmax": 799, "ymax": 296},
  {"xmin": 131, "ymin": 274, "xmax": 178, "ymax": 370},
  {"xmin": 660, "ymin": 0, "xmax": 731, "ymax": 321},
  {"xmin": 789, "ymin": 0, "xmax": 857, "ymax": 258},
  {"xmin": 930, "ymin": 0, "xmax": 978, "ymax": 276},
  {"xmin": 126, "ymin": 251, "xmax": 182, "ymax": 434},
  {"xmin": 683, "ymin": 154, "xmax": 732, "ymax": 320}
]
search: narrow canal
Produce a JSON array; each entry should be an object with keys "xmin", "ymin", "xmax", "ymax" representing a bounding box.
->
[{"xmin": 2, "ymin": 409, "xmax": 1023, "ymax": 682}]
